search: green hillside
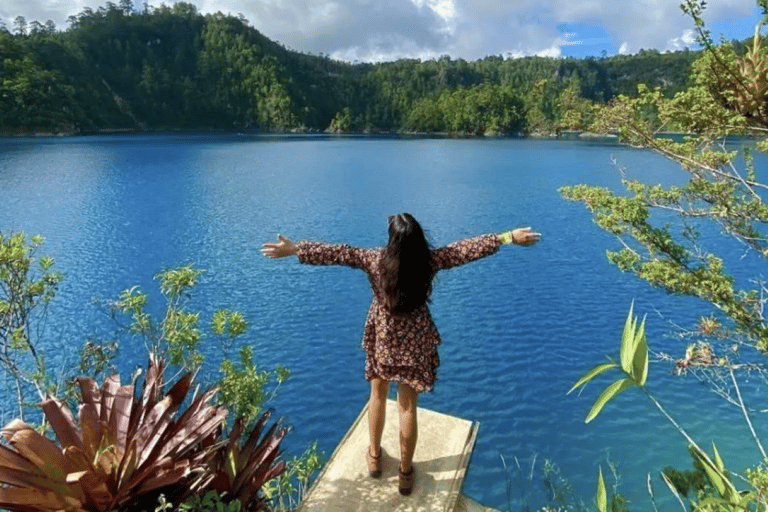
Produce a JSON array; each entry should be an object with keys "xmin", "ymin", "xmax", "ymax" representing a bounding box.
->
[{"xmin": 1, "ymin": 1, "xmax": 701, "ymax": 135}]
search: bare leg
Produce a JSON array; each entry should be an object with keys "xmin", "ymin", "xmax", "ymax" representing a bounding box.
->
[
  {"xmin": 397, "ymin": 383, "xmax": 418, "ymax": 473},
  {"xmin": 369, "ymin": 378, "xmax": 389, "ymax": 457}
]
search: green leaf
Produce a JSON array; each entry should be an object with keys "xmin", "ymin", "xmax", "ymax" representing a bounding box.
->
[
  {"xmin": 585, "ymin": 378, "xmax": 635, "ymax": 423},
  {"xmin": 619, "ymin": 302, "xmax": 636, "ymax": 374},
  {"xmin": 596, "ymin": 466, "xmax": 607, "ymax": 512},
  {"xmin": 568, "ymin": 362, "xmax": 618, "ymax": 395},
  {"xmin": 631, "ymin": 315, "xmax": 648, "ymax": 386},
  {"xmin": 693, "ymin": 445, "xmax": 738, "ymax": 503},
  {"xmin": 712, "ymin": 441, "xmax": 726, "ymax": 473}
]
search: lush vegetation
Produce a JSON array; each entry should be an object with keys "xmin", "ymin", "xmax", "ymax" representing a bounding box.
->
[
  {"xmin": 1, "ymin": 0, "xmax": 700, "ymax": 136},
  {"xmin": 0, "ymin": 233, "xmax": 321, "ymax": 511},
  {"xmin": 562, "ymin": 0, "xmax": 768, "ymax": 510}
]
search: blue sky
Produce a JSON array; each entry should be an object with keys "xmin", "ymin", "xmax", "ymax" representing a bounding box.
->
[
  {"xmin": 558, "ymin": 6, "xmax": 764, "ymax": 58},
  {"xmin": 2, "ymin": 0, "xmax": 765, "ymax": 62}
]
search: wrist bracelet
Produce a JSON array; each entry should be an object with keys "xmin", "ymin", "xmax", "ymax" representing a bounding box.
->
[{"xmin": 499, "ymin": 231, "xmax": 515, "ymax": 244}]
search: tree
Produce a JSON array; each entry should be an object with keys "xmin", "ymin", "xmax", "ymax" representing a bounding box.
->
[
  {"xmin": 13, "ymin": 16, "xmax": 26, "ymax": 36},
  {"xmin": 562, "ymin": 0, "xmax": 768, "ymax": 507},
  {"xmin": 0, "ymin": 233, "xmax": 63, "ymax": 420}
]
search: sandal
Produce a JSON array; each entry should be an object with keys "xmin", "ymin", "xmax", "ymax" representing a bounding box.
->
[
  {"xmin": 367, "ymin": 446, "xmax": 382, "ymax": 478},
  {"xmin": 399, "ymin": 464, "xmax": 414, "ymax": 495}
]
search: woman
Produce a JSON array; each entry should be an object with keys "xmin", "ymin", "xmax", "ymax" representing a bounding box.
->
[{"xmin": 261, "ymin": 213, "xmax": 540, "ymax": 495}]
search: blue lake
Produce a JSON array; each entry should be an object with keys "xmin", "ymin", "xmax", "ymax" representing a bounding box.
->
[{"xmin": 1, "ymin": 134, "xmax": 766, "ymax": 511}]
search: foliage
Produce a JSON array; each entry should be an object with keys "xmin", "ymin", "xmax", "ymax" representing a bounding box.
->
[
  {"xmin": 0, "ymin": 359, "xmax": 227, "ymax": 512},
  {"xmin": 206, "ymin": 411, "xmax": 288, "ymax": 512},
  {"xmin": 0, "ymin": 233, "xmax": 63, "ymax": 420},
  {"xmin": 218, "ymin": 346, "xmax": 289, "ymax": 424},
  {"xmin": 0, "ymin": 0, "xmax": 700, "ymax": 135},
  {"xmin": 497, "ymin": 454, "xmax": 588, "ymax": 512},
  {"xmin": 561, "ymin": 0, "xmax": 768, "ymax": 400},
  {"xmin": 262, "ymin": 441, "xmax": 322, "ymax": 512},
  {"xmin": 179, "ymin": 491, "xmax": 241, "ymax": 512},
  {"xmin": 0, "ymin": 232, "xmax": 317, "ymax": 511},
  {"xmin": 104, "ymin": 264, "xmax": 319, "ymax": 509},
  {"xmin": 403, "ymin": 83, "xmax": 526, "ymax": 135},
  {"xmin": 571, "ymin": 306, "xmax": 758, "ymax": 511},
  {"xmin": 110, "ymin": 264, "xmax": 206, "ymax": 370}
]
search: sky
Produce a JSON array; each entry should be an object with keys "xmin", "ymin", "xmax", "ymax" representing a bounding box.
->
[{"xmin": 1, "ymin": 0, "xmax": 765, "ymax": 63}]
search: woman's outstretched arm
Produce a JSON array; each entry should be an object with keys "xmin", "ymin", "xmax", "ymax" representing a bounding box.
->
[
  {"xmin": 262, "ymin": 235, "xmax": 377, "ymax": 270},
  {"xmin": 431, "ymin": 227, "xmax": 541, "ymax": 271},
  {"xmin": 261, "ymin": 235, "xmax": 298, "ymax": 258}
]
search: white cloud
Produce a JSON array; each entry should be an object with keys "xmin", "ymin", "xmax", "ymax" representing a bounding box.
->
[
  {"xmin": 618, "ymin": 42, "xmax": 630, "ymax": 55},
  {"xmin": 1, "ymin": 0, "xmax": 762, "ymax": 61},
  {"xmin": 668, "ymin": 29, "xmax": 697, "ymax": 51}
]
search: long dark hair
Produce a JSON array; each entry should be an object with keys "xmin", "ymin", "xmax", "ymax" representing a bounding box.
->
[{"xmin": 380, "ymin": 213, "xmax": 434, "ymax": 312}]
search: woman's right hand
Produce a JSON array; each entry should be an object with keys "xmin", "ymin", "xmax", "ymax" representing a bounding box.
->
[{"xmin": 261, "ymin": 235, "xmax": 298, "ymax": 258}]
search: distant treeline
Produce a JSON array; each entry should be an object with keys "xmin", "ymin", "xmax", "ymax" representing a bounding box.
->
[{"xmin": 1, "ymin": 0, "xmax": 713, "ymax": 135}]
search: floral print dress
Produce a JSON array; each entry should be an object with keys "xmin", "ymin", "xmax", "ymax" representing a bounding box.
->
[{"xmin": 296, "ymin": 234, "xmax": 501, "ymax": 393}]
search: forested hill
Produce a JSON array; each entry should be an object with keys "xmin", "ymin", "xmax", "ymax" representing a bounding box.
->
[{"xmin": 2, "ymin": 1, "xmax": 702, "ymax": 136}]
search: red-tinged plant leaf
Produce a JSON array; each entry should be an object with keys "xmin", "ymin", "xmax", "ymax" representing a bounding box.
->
[
  {"xmin": 161, "ymin": 407, "xmax": 227, "ymax": 461},
  {"xmin": 134, "ymin": 462, "xmax": 191, "ymax": 495},
  {"xmin": 108, "ymin": 383, "xmax": 134, "ymax": 456},
  {"xmin": 7, "ymin": 427, "xmax": 69, "ymax": 481},
  {"xmin": 134, "ymin": 401, "xmax": 182, "ymax": 470},
  {"xmin": 164, "ymin": 388, "xmax": 218, "ymax": 445},
  {"xmin": 0, "ymin": 487, "xmax": 85, "ymax": 512},
  {"xmin": 132, "ymin": 360, "xmax": 163, "ymax": 428},
  {"xmin": 99, "ymin": 375, "xmax": 122, "ymax": 425},
  {"xmin": 117, "ymin": 439, "xmax": 139, "ymax": 490},
  {"xmin": 1, "ymin": 419, "xmax": 30, "ymax": 442},
  {"xmin": 232, "ymin": 422, "xmax": 283, "ymax": 490},
  {"xmin": 63, "ymin": 446, "xmax": 92, "ymax": 474},
  {"xmin": 0, "ymin": 465, "xmax": 77, "ymax": 495},
  {"xmin": 206, "ymin": 410, "xmax": 289, "ymax": 512},
  {"xmin": 79, "ymin": 403, "xmax": 103, "ymax": 462},
  {"xmin": 234, "ymin": 427, "xmax": 288, "ymax": 495},
  {"xmin": 77, "ymin": 377, "xmax": 101, "ymax": 408},
  {"xmin": 165, "ymin": 372, "xmax": 193, "ymax": 406},
  {"xmin": 64, "ymin": 470, "xmax": 108, "ymax": 509},
  {"xmin": 154, "ymin": 388, "xmax": 222, "ymax": 457},
  {"xmin": 0, "ymin": 442, "xmax": 41, "ymax": 474},
  {"xmin": 71, "ymin": 469, "xmax": 113, "ymax": 510},
  {"xmin": 238, "ymin": 411, "xmax": 272, "ymax": 465},
  {"xmin": 134, "ymin": 374, "xmax": 194, "ymax": 462},
  {"xmin": 42, "ymin": 398, "xmax": 83, "ymax": 452}
]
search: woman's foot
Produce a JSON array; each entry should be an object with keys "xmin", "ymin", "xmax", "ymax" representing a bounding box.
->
[
  {"xmin": 367, "ymin": 446, "xmax": 382, "ymax": 478},
  {"xmin": 399, "ymin": 463, "xmax": 414, "ymax": 495}
]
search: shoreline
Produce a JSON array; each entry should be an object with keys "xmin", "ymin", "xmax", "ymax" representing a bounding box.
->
[{"xmin": 0, "ymin": 127, "xmax": 624, "ymax": 141}]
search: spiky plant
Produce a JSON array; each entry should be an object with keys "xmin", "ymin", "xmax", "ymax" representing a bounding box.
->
[
  {"xmin": 205, "ymin": 410, "xmax": 289, "ymax": 512},
  {"xmin": 0, "ymin": 359, "xmax": 227, "ymax": 512}
]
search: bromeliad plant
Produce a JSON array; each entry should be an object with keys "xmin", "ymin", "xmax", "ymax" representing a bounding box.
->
[
  {"xmin": 0, "ymin": 357, "xmax": 289, "ymax": 512},
  {"xmin": 0, "ymin": 357, "xmax": 227, "ymax": 511},
  {"xmin": 206, "ymin": 411, "xmax": 289, "ymax": 512},
  {"xmin": 570, "ymin": 304, "xmax": 758, "ymax": 511}
]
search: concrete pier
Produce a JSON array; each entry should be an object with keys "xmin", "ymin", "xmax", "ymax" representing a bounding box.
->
[{"xmin": 298, "ymin": 399, "xmax": 501, "ymax": 512}]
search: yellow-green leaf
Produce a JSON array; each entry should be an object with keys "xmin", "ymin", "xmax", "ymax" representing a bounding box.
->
[
  {"xmin": 619, "ymin": 303, "xmax": 636, "ymax": 374},
  {"xmin": 693, "ymin": 445, "xmax": 738, "ymax": 502},
  {"xmin": 568, "ymin": 362, "xmax": 618, "ymax": 395},
  {"xmin": 596, "ymin": 466, "xmax": 607, "ymax": 512},
  {"xmin": 712, "ymin": 441, "xmax": 726, "ymax": 473},
  {"xmin": 631, "ymin": 315, "xmax": 648, "ymax": 386},
  {"xmin": 585, "ymin": 378, "xmax": 635, "ymax": 423}
]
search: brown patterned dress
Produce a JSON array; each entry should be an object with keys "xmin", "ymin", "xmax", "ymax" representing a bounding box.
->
[{"xmin": 296, "ymin": 234, "xmax": 501, "ymax": 393}]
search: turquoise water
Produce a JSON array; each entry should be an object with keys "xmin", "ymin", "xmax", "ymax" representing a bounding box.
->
[{"xmin": 0, "ymin": 134, "xmax": 765, "ymax": 511}]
